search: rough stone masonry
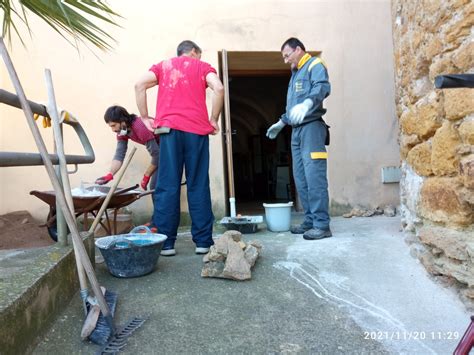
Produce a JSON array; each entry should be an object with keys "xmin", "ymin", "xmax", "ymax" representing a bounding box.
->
[{"xmin": 391, "ymin": 0, "xmax": 474, "ymax": 306}]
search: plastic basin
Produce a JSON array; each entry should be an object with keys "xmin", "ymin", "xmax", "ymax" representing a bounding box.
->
[{"xmin": 95, "ymin": 226, "xmax": 167, "ymax": 278}]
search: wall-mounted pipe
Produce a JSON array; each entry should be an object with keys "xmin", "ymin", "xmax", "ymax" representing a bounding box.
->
[{"xmin": 0, "ymin": 89, "xmax": 95, "ymax": 167}]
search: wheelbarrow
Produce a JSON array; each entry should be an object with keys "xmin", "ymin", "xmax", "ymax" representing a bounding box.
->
[{"xmin": 30, "ymin": 185, "xmax": 154, "ymax": 241}]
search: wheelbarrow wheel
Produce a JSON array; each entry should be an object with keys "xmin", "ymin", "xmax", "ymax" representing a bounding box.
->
[{"xmin": 46, "ymin": 208, "xmax": 69, "ymax": 242}]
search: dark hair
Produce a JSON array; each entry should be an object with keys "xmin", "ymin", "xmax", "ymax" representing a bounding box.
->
[
  {"xmin": 177, "ymin": 40, "xmax": 201, "ymax": 56},
  {"xmin": 104, "ymin": 105, "xmax": 136, "ymax": 126},
  {"xmin": 281, "ymin": 37, "xmax": 306, "ymax": 52}
]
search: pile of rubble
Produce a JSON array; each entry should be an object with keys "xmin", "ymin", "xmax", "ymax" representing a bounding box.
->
[{"xmin": 201, "ymin": 230, "xmax": 262, "ymax": 281}]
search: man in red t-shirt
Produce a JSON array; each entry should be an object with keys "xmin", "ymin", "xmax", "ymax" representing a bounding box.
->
[{"xmin": 135, "ymin": 40, "xmax": 224, "ymax": 257}]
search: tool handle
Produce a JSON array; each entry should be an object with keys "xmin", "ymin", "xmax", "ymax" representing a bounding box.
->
[
  {"xmin": 45, "ymin": 69, "xmax": 89, "ymax": 312},
  {"xmin": 88, "ymin": 146, "xmax": 137, "ymax": 234}
]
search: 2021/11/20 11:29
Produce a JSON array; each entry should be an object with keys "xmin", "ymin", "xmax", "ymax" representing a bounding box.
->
[{"xmin": 363, "ymin": 331, "xmax": 460, "ymax": 340}]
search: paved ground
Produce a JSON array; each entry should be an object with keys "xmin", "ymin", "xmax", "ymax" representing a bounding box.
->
[{"xmin": 34, "ymin": 215, "xmax": 469, "ymax": 354}]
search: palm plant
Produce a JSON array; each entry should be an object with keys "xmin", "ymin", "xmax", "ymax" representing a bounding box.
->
[{"xmin": 1, "ymin": 0, "xmax": 121, "ymax": 51}]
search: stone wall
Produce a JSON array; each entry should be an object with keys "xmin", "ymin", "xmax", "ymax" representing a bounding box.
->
[{"xmin": 392, "ymin": 0, "xmax": 473, "ymax": 305}]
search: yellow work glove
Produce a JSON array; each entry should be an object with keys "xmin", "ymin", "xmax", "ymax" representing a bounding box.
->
[{"xmin": 33, "ymin": 113, "xmax": 51, "ymax": 128}]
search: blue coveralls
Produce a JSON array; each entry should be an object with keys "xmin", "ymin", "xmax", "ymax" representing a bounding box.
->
[{"xmin": 281, "ymin": 54, "xmax": 331, "ymax": 230}]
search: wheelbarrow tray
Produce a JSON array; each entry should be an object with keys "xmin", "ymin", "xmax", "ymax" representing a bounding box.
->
[{"xmin": 30, "ymin": 186, "xmax": 146, "ymax": 211}]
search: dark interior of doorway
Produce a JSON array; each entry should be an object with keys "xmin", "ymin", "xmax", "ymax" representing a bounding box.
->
[{"xmin": 228, "ymin": 75, "xmax": 294, "ymax": 216}]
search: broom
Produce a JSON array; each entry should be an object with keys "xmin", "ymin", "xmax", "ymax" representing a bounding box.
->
[
  {"xmin": 81, "ymin": 147, "xmax": 137, "ymax": 345},
  {"xmin": 45, "ymin": 69, "xmax": 129, "ymax": 345}
]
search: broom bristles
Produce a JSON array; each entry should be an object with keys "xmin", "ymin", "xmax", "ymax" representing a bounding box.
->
[{"xmin": 88, "ymin": 289, "xmax": 118, "ymax": 345}]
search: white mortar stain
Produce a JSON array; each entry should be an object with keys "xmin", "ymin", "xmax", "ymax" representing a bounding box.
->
[
  {"xmin": 273, "ymin": 234, "xmax": 441, "ymax": 354},
  {"xmin": 400, "ymin": 162, "xmax": 424, "ymax": 229}
]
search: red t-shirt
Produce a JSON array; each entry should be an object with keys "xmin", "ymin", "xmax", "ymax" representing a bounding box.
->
[
  {"xmin": 149, "ymin": 56, "xmax": 217, "ymax": 135},
  {"xmin": 117, "ymin": 116, "xmax": 159, "ymax": 145}
]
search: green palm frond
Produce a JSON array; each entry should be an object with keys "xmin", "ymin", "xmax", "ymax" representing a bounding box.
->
[{"xmin": 1, "ymin": 0, "xmax": 122, "ymax": 51}]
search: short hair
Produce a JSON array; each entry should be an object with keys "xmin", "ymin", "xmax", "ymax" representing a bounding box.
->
[
  {"xmin": 104, "ymin": 105, "xmax": 136, "ymax": 126},
  {"xmin": 281, "ymin": 37, "xmax": 306, "ymax": 52},
  {"xmin": 177, "ymin": 40, "xmax": 202, "ymax": 56}
]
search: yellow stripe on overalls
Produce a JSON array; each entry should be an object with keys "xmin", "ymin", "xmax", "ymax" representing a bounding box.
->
[
  {"xmin": 311, "ymin": 152, "xmax": 328, "ymax": 159},
  {"xmin": 308, "ymin": 57, "xmax": 326, "ymax": 71}
]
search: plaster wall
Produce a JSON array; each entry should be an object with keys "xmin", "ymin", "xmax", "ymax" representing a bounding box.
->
[{"xmin": 0, "ymin": 0, "xmax": 399, "ymax": 222}]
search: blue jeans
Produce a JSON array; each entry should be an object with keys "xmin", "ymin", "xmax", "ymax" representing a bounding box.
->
[
  {"xmin": 291, "ymin": 120, "xmax": 330, "ymax": 230},
  {"xmin": 152, "ymin": 129, "xmax": 214, "ymax": 248}
]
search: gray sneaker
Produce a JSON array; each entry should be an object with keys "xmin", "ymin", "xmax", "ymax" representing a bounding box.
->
[
  {"xmin": 303, "ymin": 228, "xmax": 332, "ymax": 240},
  {"xmin": 195, "ymin": 247, "xmax": 210, "ymax": 255},
  {"xmin": 290, "ymin": 224, "xmax": 312, "ymax": 234},
  {"xmin": 160, "ymin": 248, "xmax": 176, "ymax": 256}
]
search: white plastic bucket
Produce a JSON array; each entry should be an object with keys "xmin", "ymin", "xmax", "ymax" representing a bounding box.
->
[{"xmin": 263, "ymin": 202, "xmax": 293, "ymax": 232}]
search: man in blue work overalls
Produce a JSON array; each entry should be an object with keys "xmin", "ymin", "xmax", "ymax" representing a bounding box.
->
[{"xmin": 266, "ymin": 37, "xmax": 332, "ymax": 240}]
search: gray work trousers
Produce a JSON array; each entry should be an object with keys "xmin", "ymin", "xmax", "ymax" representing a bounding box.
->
[{"xmin": 291, "ymin": 120, "xmax": 330, "ymax": 230}]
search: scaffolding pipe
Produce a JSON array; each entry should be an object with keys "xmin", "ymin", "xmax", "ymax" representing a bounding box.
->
[{"xmin": 0, "ymin": 89, "xmax": 95, "ymax": 167}]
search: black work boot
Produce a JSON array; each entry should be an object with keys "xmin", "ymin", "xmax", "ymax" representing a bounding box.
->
[
  {"xmin": 303, "ymin": 228, "xmax": 332, "ymax": 240},
  {"xmin": 290, "ymin": 223, "xmax": 312, "ymax": 234}
]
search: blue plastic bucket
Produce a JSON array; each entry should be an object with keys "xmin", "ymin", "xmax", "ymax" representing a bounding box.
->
[
  {"xmin": 95, "ymin": 226, "xmax": 167, "ymax": 278},
  {"xmin": 263, "ymin": 202, "xmax": 293, "ymax": 232}
]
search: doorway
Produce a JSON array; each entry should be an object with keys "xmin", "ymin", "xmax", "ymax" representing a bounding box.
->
[{"xmin": 218, "ymin": 51, "xmax": 294, "ymax": 216}]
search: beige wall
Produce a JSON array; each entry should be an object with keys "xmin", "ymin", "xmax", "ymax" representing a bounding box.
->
[{"xmin": 0, "ymin": 0, "xmax": 399, "ymax": 222}]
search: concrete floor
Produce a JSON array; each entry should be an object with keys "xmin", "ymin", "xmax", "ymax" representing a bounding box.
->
[{"xmin": 34, "ymin": 215, "xmax": 469, "ymax": 354}]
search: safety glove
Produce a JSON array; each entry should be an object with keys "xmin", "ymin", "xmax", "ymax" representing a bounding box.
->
[
  {"xmin": 140, "ymin": 174, "xmax": 151, "ymax": 190},
  {"xmin": 266, "ymin": 120, "xmax": 285, "ymax": 139},
  {"xmin": 95, "ymin": 172, "xmax": 113, "ymax": 185},
  {"xmin": 289, "ymin": 99, "xmax": 313, "ymax": 125}
]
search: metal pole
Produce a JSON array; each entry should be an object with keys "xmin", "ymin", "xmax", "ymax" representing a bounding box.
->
[{"xmin": 221, "ymin": 49, "xmax": 236, "ymax": 217}]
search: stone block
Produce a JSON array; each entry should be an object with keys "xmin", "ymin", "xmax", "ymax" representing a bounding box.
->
[
  {"xmin": 406, "ymin": 142, "xmax": 433, "ymax": 176},
  {"xmin": 431, "ymin": 121, "xmax": 462, "ymax": 176},
  {"xmin": 460, "ymin": 154, "xmax": 474, "ymax": 189},
  {"xmin": 429, "ymin": 56, "xmax": 457, "ymax": 81},
  {"xmin": 244, "ymin": 245, "xmax": 259, "ymax": 268},
  {"xmin": 223, "ymin": 230, "xmax": 242, "ymax": 242},
  {"xmin": 444, "ymin": 6, "xmax": 474, "ymax": 45},
  {"xmin": 399, "ymin": 94, "xmax": 443, "ymax": 139},
  {"xmin": 201, "ymin": 261, "xmax": 225, "ymax": 278},
  {"xmin": 407, "ymin": 77, "xmax": 432, "ymax": 104},
  {"xmin": 461, "ymin": 287, "xmax": 474, "ymax": 300},
  {"xmin": 424, "ymin": 37, "xmax": 443, "ymax": 60},
  {"xmin": 467, "ymin": 242, "xmax": 474, "ymax": 261},
  {"xmin": 444, "ymin": 88, "xmax": 474, "ymax": 121},
  {"xmin": 451, "ymin": 40, "xmax": 474, "ymax": 72},
  {"xmin": 418, "ymin": 226, "xmax": 470, "ymax": 261},
  {"xmin": 223, "ymin": 241, "xmax": 251, "ymax": 281},
  {"xmin": 418, "ymin": 0, "xmax": 450, "ymax": 33},
  {"xmin": 442, "ymin": 256, "xmax": 474, "ymax": 287},
  {"xmin": 400, "ymin": 133, "xmax": 421, "ymax": 159},
  {"xmin": 420, "ymin": 177, "xmax": 473, "ymax": 226},
  {"xmin": 459, "ymin": 118, "xmax": 474, "ymax": 145}
]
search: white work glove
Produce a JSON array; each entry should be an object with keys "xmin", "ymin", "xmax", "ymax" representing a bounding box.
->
[
  {"xmin": 266, "ymin": 120, "xmax": 285, "ymax": 139},
  {"xmin": 289, "ymin": 99, "xmax": 313, "ymax": 125}
]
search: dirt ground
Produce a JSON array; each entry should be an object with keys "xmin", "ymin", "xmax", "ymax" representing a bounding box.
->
[{"xmin": 0, "ymin": 210, "xmax": 54, "ymax": 250}]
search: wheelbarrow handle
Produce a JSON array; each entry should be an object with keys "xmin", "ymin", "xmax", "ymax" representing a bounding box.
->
[
  {"xmin": 138, "ymin": 189, "xmax": 155, "ymax": 198},
  {"xmin": 115, "ymin": 184, "xmax": 139, "ymax": 196}
]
